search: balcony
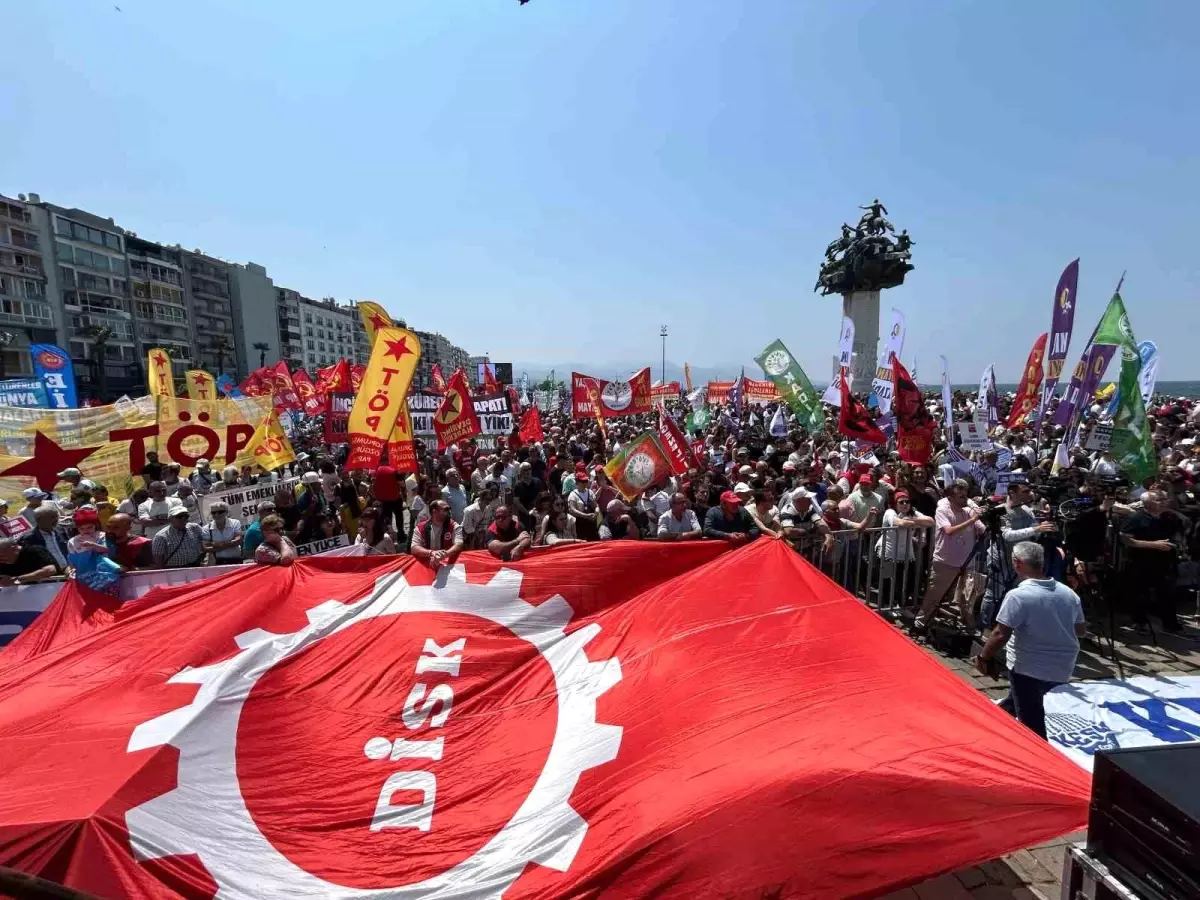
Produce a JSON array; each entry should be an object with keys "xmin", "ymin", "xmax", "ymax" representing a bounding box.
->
[
  {"xmin": 1, "ymin": 206, "xmax": 33, "ymax": 225},
  {"xmin": 0, "ymin": 301, "xmax": 54, "ymax": 329}
]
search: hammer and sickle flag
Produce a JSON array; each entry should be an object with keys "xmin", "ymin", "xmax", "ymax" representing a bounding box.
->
[
  {"xmin": 433, "ymin": 367, "xmax": 481, "ymax": 449},
  {"xmin": 345, "ymin": 326, "xmax": 421, "ymax": 469}
]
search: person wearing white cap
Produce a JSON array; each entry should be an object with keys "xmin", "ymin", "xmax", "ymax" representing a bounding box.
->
[
  {"xmin": 20, "ymin": 488, "xmax": 56, "ymax": 528},
  {"xmin": 56, "ymin": 467, "xmax": 95, "ymax": 493},
  {"xmin": 189, "ymin": 459, "xmax": 220, "ymax": 495}
]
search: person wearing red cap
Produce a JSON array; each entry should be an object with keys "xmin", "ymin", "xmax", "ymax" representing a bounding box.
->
[
  {"xmin": 702, "ymin": 490, "xmax": 760, "ymax": 544},
  {"xmin": 566, "ymin": 467, "xmax": 600, "ymax": 542}
]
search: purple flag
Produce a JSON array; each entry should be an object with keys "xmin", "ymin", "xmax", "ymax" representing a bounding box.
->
[
  {"xmin": 1038, "ymin": 259, "xmax": 1079, "ymax": 430},
  {"xmin": 1056, "ymin": 343, "xmax": 1117, "ymax": 431}
]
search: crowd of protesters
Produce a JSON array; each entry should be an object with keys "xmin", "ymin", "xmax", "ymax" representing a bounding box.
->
[{"xmin": 0, "ymin": 386, "xmax": 1196, "ymax": 619}]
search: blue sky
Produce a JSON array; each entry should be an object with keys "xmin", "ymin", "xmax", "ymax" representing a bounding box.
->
[{"xmin": 5, "ymin": 0, "xmax": 1198, "ymax": 380}]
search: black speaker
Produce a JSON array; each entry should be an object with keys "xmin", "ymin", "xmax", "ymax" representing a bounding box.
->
[{"xmin": 1089, "ymin": 743, "xmax": 1200, "ymax": 899}]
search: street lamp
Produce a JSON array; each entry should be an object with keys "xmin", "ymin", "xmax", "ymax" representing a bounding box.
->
[{"xmin": 659, "ymin": 325, "xmax": 668, "ymax": 388}]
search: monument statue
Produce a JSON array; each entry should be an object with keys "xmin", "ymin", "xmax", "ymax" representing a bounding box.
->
[
  {"xmin": 814, "ymin": 200, "xmax": 913, "ymax": 296},
  {"xmin": 815, "ymin": 201, "xmax": 914, "ymax": 388}
]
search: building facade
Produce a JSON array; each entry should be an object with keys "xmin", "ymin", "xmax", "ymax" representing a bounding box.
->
[
  {"xmin": 0, "ymin": 193, "xmax": 55, "ymax": 377},
  {"xmin": 415, "ymin": 331, "xmax": 471, "ymax": 390},
  {"xmin": 181, "ymin": 250, "xmax": 237, "ymax": 375},
  {"xmin": 295, "ymin": 295, "xmax": 367, "ymax": 371},
  {"xmin": 126, "ymin": 235, "xmax": 191, "ymax": 377}
]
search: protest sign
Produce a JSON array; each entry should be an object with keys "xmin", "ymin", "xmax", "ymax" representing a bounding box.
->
[
  {"xmin": 0, "ymin": 378, "xmax": 49, "ymax": 408},
  {"xmin": 199, "ymin": 476, "xmax": 300, "ymax": 523},
  {"xmin": 295, "ymin": 534, "xmax": 350, "ymax": 557},
  {"xmin": 1084, "ymin": 423, "xmax": 1113, "ymax": 452},
  {"xmin": 324, "ymin": 393, "xmax": 353, "ymax": 443},
  {"xmin": 958, "ymin": 421, "xmax": 991, "ymax": 452},
  {"xmin": 572, "ymin": 368, "xmax": 652, "ymax": 419}
]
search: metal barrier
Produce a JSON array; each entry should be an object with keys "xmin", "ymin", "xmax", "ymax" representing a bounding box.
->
[{"xmin": 789, "ymin": 524, "xmax": 935, "ymax": 613}]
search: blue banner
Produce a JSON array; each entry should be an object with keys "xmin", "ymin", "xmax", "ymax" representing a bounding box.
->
[
  {"xmin": 29, "ymin": 343, "xmax": 78, "ymax": 409},
  {"xmin": 215, "ymin": 374, "xmax": 242, "ymax": 398},
  {"xmin": 0, "ymin": 377, "xmax": 49, "ymax": 408}
]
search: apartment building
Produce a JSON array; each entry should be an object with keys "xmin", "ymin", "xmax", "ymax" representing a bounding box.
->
[
  {"xmin": 275, "ymin": 288, "xmax": 306, "ymax": 370},
  {"xmin": 414, "ymin": 330, "xmax": 471, "ymax": 390},
  {"xmin": 295, "ymin": 295, "xmax": 367, "ymax": 371},
  {"xmin": 126, "ymin": 235, "xmax": 192, "ymax": 376},
  {"xmin": 181, "ymin": 250, "xmax": 237, "ymax": 375},
  {"xmin": 229, "ymin": 261, "xmax": 279, "ymax": 375},
  {"xmin": 0, "ymin": 193, "xmax": 55, "ymax": 377}
]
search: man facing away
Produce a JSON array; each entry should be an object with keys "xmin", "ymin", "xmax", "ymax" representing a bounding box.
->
[{"xmin": 975, "ymin": 541, "xmax": 1084, "ymax": 740}]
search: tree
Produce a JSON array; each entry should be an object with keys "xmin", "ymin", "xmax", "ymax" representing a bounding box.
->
[
  {"xmin": 211, "ymin": 336, "xmax": 234, "ymax": 375},
  {"xmin": 252, "ymin": 341, "xmax": 269, "ymax": 369},
  {"xmin": 80, "ymin": 323, "xmax": 115, "ymax": 402}
]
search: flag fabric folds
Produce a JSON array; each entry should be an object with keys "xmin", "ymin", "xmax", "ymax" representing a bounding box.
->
[
  {"xmin": 0, "ymin": 540, "xmax": 1089, "ymax": 899},
  {"xmin": 1038, "ymin": 259, "xmax": 1080, "ymax": 432},
  {"xmin": 519, "ymin": 406, "xmax": 545, "ymax": 444},
  {"xmin": 755, "ymin": 339, "xmax": 824, "ymax": 431},
  {"xmin": 571, "ymin": 369, "xmax": 652, "ymax": 420},
  {"xmin": 1006, "ymin": 333, "xmax": 1048, "ymax": 428},
  {"xmin": 430, "ymin": 363, "xmax": 448, "ymax": 394},
  {"xmin": 838, "ymin": 368, "xmax": 886, "ymax": 445},
  {"xmin": 346, "ymin": 327, "xmax": 421, "ymax": 469},
  {"xmin": 146, "ymin": 348, "xmax": 175, "ymax": 399},
  {"xmin": 604, "ymin": 431, "xmax": 674, "ymax": 499},
  {"xmin": 656, "ymin": 410, "xmax": 697, "ymax": 475},
  {"xmin": 356, "ymin": 300, "xmax": 393, "ymax": 346},
  {"xmin": 184, "ymin": 370, "xmax": 216, "ymax": 401},
  {"xmin": 434, "ymin": 367, "xmax": 482, "ymax": 449},
  {"xmin": 290, "ymin": 368, "xmax": 324, "ymax": 417}
]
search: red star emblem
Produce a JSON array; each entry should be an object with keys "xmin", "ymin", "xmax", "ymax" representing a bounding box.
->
[
  {"xmin": 0, "ymin": 432, "xmax": 101, "ymax": 492},
  {"xmin": 384, "ymin": 338, "xmax": 413, "ymax": 361},
  {"xmin": 437, "ymin": 393, "xmax": 461, "ymax": 424},
  {"xmin": 192, "ymin": 373, "xmax": 210, "ymax": 386},
  {"xmin": 153, "ymin": 352, "xmax": 168, "ymax": 368},
  {"xmin": 369, "ymin": 313, "xmax": 390, "ymax": 331}
]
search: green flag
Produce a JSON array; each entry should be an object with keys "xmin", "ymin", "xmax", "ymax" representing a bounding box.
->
[
  {"xmin": 685, "ymin": 406, "xmax": 711, "ymax": 434},
  {"xmin": 1098, "ymin": 295, "xmax": 1156, "ymax": 482},
  {"xmin": 755, "ymin": 339, "xmax": 824, "ymax": 432}
]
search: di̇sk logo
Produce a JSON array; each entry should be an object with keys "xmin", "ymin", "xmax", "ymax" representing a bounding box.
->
[
  {"xmin": 622, "ymin": 452, "xmax": 659, "ymax": 490},
  {"xmin": 600, "ymin": 379, "xmax": 633, "ymax": 411},
  {"xmin": 761, "ymin": 350, "xmax": 791, "ymax": 378},
  {"xmin": 125, "ymin": 567, "xmax": 623, "ymax": 899}
]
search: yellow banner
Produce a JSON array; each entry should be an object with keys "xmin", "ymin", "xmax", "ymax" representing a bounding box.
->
[
  {"xmin": 346, "ymin": 326, "xmax": 421, "ymax": 469},
  {"xmin": 185, "ymin": 370, "xmax": 217, "ymax": 401},
  {"xmin": 147, "ymin": 348, "xmax": 176, "ymax": 399},
  {"xmin": 246, "ymin": 409, "xmax": 297, "ymax": 472},
  {"xmin": 0, "ymin": 397, "xmax": 157, "ymax": 501},
  {"xmin": 156, "ymin": 396, "xmax": 280, "ymax": 476},
  {"xmin": 357, "ymin": 301, "xmax": 393, "ymax": 347}
]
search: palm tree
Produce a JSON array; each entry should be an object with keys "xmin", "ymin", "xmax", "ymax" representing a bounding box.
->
[
  {"xmin": 210, "ymin": 335, "xmax": 234, "ymax": 375},
  {"xmin": 80, "ymin": 323, "xmax": 115, "ymax": 401},
  {"xmin": 252, "ymin": 341, "xmax": 269, "ymax": 369}
]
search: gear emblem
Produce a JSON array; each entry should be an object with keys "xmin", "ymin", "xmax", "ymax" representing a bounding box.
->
[
  {"xmin": 762, "ymin": 350, "xmax": 790, "ymax": 377},
  {"xmin": 124, "ymin": 566, "xmax": 623, "ymax": 898}
]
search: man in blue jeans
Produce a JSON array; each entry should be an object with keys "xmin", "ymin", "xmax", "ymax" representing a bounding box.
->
[{"xmin": 974, "ymin": 541, "xmax": 1085, "ymax": 740}]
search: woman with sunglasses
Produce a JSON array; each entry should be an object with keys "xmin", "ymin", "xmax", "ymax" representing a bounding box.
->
[
  {"xmin": 254, "ymin": 514, "xmax": 298, "ymax": 567},
  {"xmin": 874, "ymin": 491, "xmax": 934, "ymax": 609}
]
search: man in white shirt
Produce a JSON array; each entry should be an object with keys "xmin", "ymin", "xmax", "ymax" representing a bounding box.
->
[
  {"xmin": 461, "ymin": 486, "xmax": 497, "ymax": 550},
  {"xmin": 201, "ymin": 501, "xmax": 244, "ymax": 564},
  {"xmin": 640, "ymin": 480, "xmax": 673, "ymax": 532},
  {"xmin": 441, "ymin": 469, "xmax": 469, "ymax": 521},
  {"xmin": 138, "ymin": 481, "xmax": 184, "ymax": 539},
  {"xmin": 656, "ymin": 494, "xmax": 702, "ymax": 541}
]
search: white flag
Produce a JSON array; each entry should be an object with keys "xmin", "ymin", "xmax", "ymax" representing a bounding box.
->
[
  {"xmin": 871, "ymin": 307, "xmax": 906, "ymax": 414},
  {"xmin": 939, "ymin": 355, "xmax": 953, "ymax": 433},
  {"xmin": 821, "ymin": 317, "xmax": 856, "ymax": 406},
  {"xmin": 769, "ymin": 405, "xmax": 788, "ymax": 437}
]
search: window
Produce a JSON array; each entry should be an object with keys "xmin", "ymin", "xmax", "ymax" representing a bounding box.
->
[
  {"xmin": 56, "ymin": 241, "xmax": 73, "ymax": 261},
  {"xmin": 59, "ymin": 266, "xmax": 75, "ymax": 287},
  {"xmin": 104, "ymin": 232, "xmax": 121, "ymax": 250},
  {"xmin": 307, "ymin": 340, "xmax": 314, "ymax": 349},
  {"xmin": 70, "ymin": 340, "xmax": 86, "ymax": 358},
  {"xmin": 55, "ymin": 217, "xmax": 71, "ymax": 237}
]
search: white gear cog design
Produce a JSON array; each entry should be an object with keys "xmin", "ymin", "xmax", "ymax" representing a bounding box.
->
[{"xmin": 124, "ymin": 565, "xmax": 623, "ymax": 899}]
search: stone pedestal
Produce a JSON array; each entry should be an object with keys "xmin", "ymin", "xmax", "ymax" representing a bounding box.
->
[{"xmin": 841, "ymin": 290, "xmax": 880, "ymax": 389}]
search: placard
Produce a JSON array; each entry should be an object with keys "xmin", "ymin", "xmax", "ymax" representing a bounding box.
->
[
  {"xmin": 1084, "ymin": 423, "xmax": 1113, "ymax": 452},
  {"xmin": 958, "ymin": 421, "xmax": 991, "ymax": 452},
  {"xmin": 295, "ymin": 533, "xmax": 350, "ymax": 557},
  {"xmin": 199, "ymin": 476, "xmax": 300, "ymax": 523},
  {"xmin": 324, "ymin": 393, "xmax": 353, "ymax": 444}
]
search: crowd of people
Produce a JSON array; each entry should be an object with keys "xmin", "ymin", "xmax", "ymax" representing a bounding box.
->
[{"xmin": 1, "ymin": 383, "xmax": 1197, "ymax": 739}]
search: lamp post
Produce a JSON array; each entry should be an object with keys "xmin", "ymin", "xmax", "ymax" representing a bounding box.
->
[{"xmin": 659, "ymin": 325, "xmax": 668, "ymax": 388}]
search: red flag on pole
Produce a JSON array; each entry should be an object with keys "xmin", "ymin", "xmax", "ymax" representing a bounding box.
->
[
  {"xmin": 890, "ymin": 354, "xmax": 927, "ymax": 430},
  {"xmin": 657, "ymin": 409, "xmax": 697, "ymax": 474},
  {"xmin": 838, "ymin": 367, "xmax": 887, "ymax": 444},
  {"xmin": 482, "ymin": 363, "xmax": 499, "ymax": 393},
  {"xmin": 0, "ymin": 541, "xmax": 1089, "ymax": 900},
  {"xmin": 519, "ymin": 406, "xmax": 544, "ymax": 444},
  {"xmin": 290, "ymin": 368, "xmax": 325, "ymax": 417},
  {"xmin": 430, "ymin": 363, "xmax": 448, "ymax": 394},
  {"xmin": 1007, "ymin": 332, "xmax": 1049, "ymax": 429},
  {"xmin": 434, "ymin": 367, "xmax": 482, "ymax": 449}
]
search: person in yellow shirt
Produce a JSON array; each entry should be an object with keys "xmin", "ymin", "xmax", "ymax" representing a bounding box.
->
[{"xmin": 92, "ymin": 485, "xmax": 117, "ymax": 528}]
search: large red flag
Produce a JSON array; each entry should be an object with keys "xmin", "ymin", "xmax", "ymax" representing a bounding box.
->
[
  {"xmin": 890, "ymin": 353, "xmax": 926, "ymax": 429},
  {"xmin": 316, "ymin": 358, "xmax": 350, "ymax": 394},
  {"xmin": 1007, "ymin": 332, "xmax": 1049, "ymax": 429},
  {"xmin": 0, "ymin": 541, "xmax": 1088, "ymax": 899},
  {"xmin": 838, "ymin": 367, "xmax": 887, "ymax": 444},
  {"xmin": 433, "ymin": 367, "xmax": 482, "ymax": 449},
  {"xmin": 482, "ymin": 363, "xmax": 500, "ymax": 393},
  {"xmin": 267, "ymin": 360, "xmax": 302, "ymax": 411},
  {"xmin": 657, "ymin": 409, "xmax": 697, "ymax": 474},
  {"xmin": 350, "ymin": 363, "xmax": 366, "ymax": 393},
  {"xmin": 290, "ymin": 368, "xmax": 325, "ymax": 417},
  {"xmin": 519, "ymin": 406, "xmax": 545, "ymax": 444}
]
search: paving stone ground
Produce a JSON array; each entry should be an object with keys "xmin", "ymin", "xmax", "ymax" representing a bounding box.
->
[{"xmin": 879, "ymin": 600, "xmax": 1200, "ymax": 900}]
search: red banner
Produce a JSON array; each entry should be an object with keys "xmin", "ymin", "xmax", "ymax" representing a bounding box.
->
[
  {"xmin": 657, "ymin": 411, "xmax": 696, "ymax": 475},
  {"xmin": 323, "ymin": 392, "xmax": 352, "ymax": 443},
  {"xmin": 519, "ymin": 406, "xmax": 544, "ymax": 444},
  {"xmin": 434, "ymin": 367, "xmax": 482, "ymax": 448},
  {"xmin": 266, "ymin": 360, "xmax": 301, "ymax": 411},
  {"xmin": 897, "ymin": 420, "xmax": 935, "ymax": 464},
  {"xmin": 890, "ymin": 354, "xmax": 926, "ymax": 430},
  {"xmin": 705, "ymin": 381, "xmax": 734, "ymax": 405},
  {"xmin": 238, "ymin": 368, "xmax": 271, "ymax": 398},
  {"xmin": 350, "ymin": 363, "xmax": 366, "ymax": 393},
  {"xmin": 0, "ymin": 541, "xmax": 1089, "ymax": 899},
  {"xmin": 1007, "ymin": 332, "xmax": 1049, "ymax": 429},
  {"xmin": 741, "ymin": 377, "xmax": 780, "ymax": 404},
  {"xmin": 571, "ymin": 368, "xmax": 652, "ymax": 419},
  {"xmin": 316, "ymin": 359, "xmax": 350, "ymax": 394},
  {"xmin": 430, "ymin": 363, "xmax": 448, "ymax": 393},
  {"xmin": 838, "ymin": 367, "xmax": 886, "ymax": 445},
  {"xmin": 650, "ymin": 382, "xmax": 680, "ymax": 402},
  {"xmin": 290, "ymin": 368, "xmax": 325, "ymax": 417}
]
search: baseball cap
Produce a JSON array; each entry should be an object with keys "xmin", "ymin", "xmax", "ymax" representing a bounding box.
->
[
  {"xmin": 22, "ymin": 487, "xmax": 46, "ymax": 500},
  {"xmin": 720, "ymin": 490, "xmax": 742, "ymax": 504},
  {"xmin": 734, "ymin": 482, "xmax": 752, "ymax": 495},
  {"xmin": 575, "ymin": 469, "xmax": 589, "ymax": 482},
  {"xmin": 169, "ymin": 507, "xmax": 191, "ymax": 518},
  {"xmin": 302, "ymin": 471, "xmax": 321, "ymax": 484},
  {"xmin": 738, "ymin": 465, "xmax": 753, "ymax": 475},
  {"xmin": 782, "ymin": 461, "xmax": 796, "ymax": 472},
  {"xmin": 858, "ymin": 474, "xmax": 873, "ymax": 485},
  {"xmin": 57, "ymin": 467, "xmax": 82, "ymax": 478}
]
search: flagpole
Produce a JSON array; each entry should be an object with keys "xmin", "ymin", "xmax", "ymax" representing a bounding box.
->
[{"xmin": 660, "ymin": 325, "xmax": 668, "ymax": 390}]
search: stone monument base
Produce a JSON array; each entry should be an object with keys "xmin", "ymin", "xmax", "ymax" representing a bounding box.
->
[{"xmin": 842, "ymin": 290, "xmax": 880, "ymax": 389}]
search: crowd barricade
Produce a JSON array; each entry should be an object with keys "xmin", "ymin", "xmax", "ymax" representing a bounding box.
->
[
  {"xmin": 0, "ymin": 544, "xmax": 368, "ymax": 648},
  {"xmin": 789, "ymin": 524, "xmax": 935, "ymax": 613}
]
